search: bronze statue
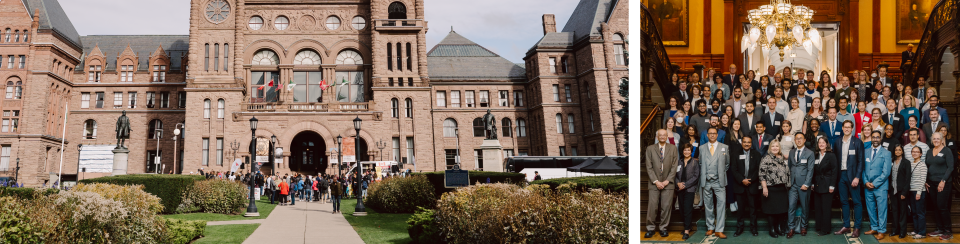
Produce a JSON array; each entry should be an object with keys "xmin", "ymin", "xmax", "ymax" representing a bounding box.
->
[
  {"xmin": 483, "ymin": 109, "xmax": 497, "ymax": 139},
  {"xmin": 116, "ymin": 111, "xmax": 131, "ymax": 149}
]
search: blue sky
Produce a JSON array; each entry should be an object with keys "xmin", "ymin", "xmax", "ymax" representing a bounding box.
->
[{"xmin": 59, "ymin": 0, "xmax": 581, "ymax": 63}]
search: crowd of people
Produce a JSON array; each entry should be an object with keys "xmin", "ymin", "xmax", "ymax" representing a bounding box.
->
[{"xmin": 646, "ymin": 64, "xmax": 955, "ymax": 241}]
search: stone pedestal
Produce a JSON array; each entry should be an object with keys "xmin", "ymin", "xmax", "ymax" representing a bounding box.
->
[
  {"xmin": 480, "ymin": 139, "xmax": 504, "ymax": 172},
  {"xmin": 112, "ymin": 148, "xmax": 129, "ymax": 176}
]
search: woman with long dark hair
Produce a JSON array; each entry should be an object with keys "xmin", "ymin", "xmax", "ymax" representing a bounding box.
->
[
  {"xmin": 890, "ymin": 145, "xmax": 911, "ymax": 239},
  {"xmin": 812, "ymin": 137, "xmax": 837, "ymax": 236}
]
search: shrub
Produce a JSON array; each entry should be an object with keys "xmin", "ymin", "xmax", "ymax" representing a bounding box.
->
[
  {"xmin": 66, "ymin": 183, "xmax": 166, "ymax": 243},
  {"xmin": 407, "ymin": 207, "xmax": 443, "ymax": 244},
  {"xmin": 164, "ymin": 219, "xmax": 206, "ymax": 244},
  {"xmin": 0, "ymin": 187, "xmax": 59, "ymax": 200},
  {"xmin": 366, "ymin": 175, "xmax": 436, "ymax": 213},
  {"xmin": 530, "ymin": 175, "xmax": 629, "ymax": 193},
  {"xmin": 412, "ymin": 171, "xmax": 526, "ymax": 198},
  {"xmin": 434, "ymin": 183, "xmax": 628, "ymax": 243},
  {"xmin": 80, "ymin": 174, "xmax": 205, "ymax": 214},
  {"xmin": 178, "ymin": 179, "xmax": 248, "ymax": 214},
  {"xmin": 0, "ymin": 196, "xmax": 46, "ymax": 243}
]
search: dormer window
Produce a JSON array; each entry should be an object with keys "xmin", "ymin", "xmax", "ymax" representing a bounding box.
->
[
  {"xmin": 120, "ymin": 65, "xmax": 134, "ymax": 82},
  {"xmin": 88, "ymin": 65, "xmax": 102, "ymax": 82},
  {"xmin": 153, "ymin": 65, "xmax": 166, "ymax": 82}
]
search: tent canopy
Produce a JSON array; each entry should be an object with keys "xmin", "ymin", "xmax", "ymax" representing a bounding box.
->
[
  {"xmin": 566, "ymin": 158, "xmax": 596, "ymax": 172},
  {"xmin": 578, "ymin": 156, "xmax": 624, "ymax": 174}
]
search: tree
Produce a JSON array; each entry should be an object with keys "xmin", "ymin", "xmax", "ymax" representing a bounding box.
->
[{"xmin": 616, "ymin": 77, "xmax": 628, "ymax": 174}]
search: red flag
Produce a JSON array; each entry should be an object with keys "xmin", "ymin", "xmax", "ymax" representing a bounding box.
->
[
  {"xmin": 267, "ymin": 79, "xmax": 274, "ymax": 87},
  {"xmin": 257, "ymin": 85, "xmax": 264, "ymax": 90},
  {"xmin": 319, "ymin": 79, "xmax": 328, "ymax": 91}
]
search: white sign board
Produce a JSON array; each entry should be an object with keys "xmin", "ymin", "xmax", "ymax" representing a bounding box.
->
[
  {"xmin": 256, "ymin": 156, "xmax": 269, "ymax": 163},
  {"xmin": 78, "ymin": 145, "xmax": 116, "ymax": 173}
]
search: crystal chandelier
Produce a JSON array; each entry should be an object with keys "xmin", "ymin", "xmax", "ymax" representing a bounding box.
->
[{"xmin": 742, "ymin": 0, "xmax": 822, "ymax": 61}]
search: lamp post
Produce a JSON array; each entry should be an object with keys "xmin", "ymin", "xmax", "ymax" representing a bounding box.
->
[
  {"xmin": 455, "ymin": 128, "xmax": 461, "ymax": 167},
  {"xmin": 353, "ymin": 116, "xmax": 366, "ymax": 216},
  {"xmin": 174, "ymin": 123, "xmax": 184, "ymax": 174},
  {"xmin": 13, "ymin": 158, "xmax": 18, "ymax": 185},
  {"xmin": 375, "ymin": 139, "xmax": 386, "ymax": 161},
  {"xmin": 337, "ymin": 135, "xmax": 343, "ymax": 177},
  {"xmin": 245, "ymin": 116, "xmax": 260, "ymax": 217},
  {"xmin": 270, "ymin": 135, "xmax": 277, "ymax": 174},
  {"xmin": 76, "ymin": 144, "xmax": 82, "ymax": 178},
  {"xmin": 155, "ymin": 128, "xmax": 162, "ymax": 174}
]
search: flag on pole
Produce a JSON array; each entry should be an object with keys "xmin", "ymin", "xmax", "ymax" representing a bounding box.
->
[
  {"xmin": 287, "ymin": 80, "xmax": 296, "ymax": 91},
  {"xmin": 257, "ymin": 85, "xmax": 265, "ymax": 90},
  {"xmin": 319, "ymin": 79, "xmax": 328, "ymax": 91},
  {"xmin": 267, "ymin": 79, "xmax": 274, "ymax": 87}
]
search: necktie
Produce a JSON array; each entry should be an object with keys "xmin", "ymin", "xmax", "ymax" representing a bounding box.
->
[
  {"xmin": 831, "ymin": 121, "xmax": 836, "ymax": 134},
  {"xmin": 890, "ymin": 114, "xmax": 894, "ymax": 124},
  {"xmin": 873, "ymin": 148, "xmax": 878, "ymax": 161},
  {"xmin": 710, "ymin": 144, "xmax": 715, "ymax": 155}
]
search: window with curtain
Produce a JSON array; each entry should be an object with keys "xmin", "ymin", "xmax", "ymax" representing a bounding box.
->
[
  {"xmin": 178, "ymin": 92, "xmax": 186, "ymax": 108},
  {"xmin": 450, "ymin": 91, "xmax": 460, "ymax": 107},
  {"xmin": 479, "ymin": 91, "xmax": 489, "ymax": 107},
  {"xmin": 203, "ymin": 99, "xmax": 210, "ymax": 118},
  {"xmin": 148, "ymin": 119, "xmax": 163, "ymax": 139},
  {"xmin": 436, "ymin": 91, "xmax": 445, "ymax": 107},
  {"xmin": 160, "ymin": 92, "xmax": 169, "ymax": 108},
  {"xmin": 513, "ymin": 90, "xmax": 523, "ymax": 106},
  {"xmin": 498, "ymin": 91, "xmax": 508, "ymax": 107},
  {"xmin": 5, "ymin": 80, "xmax": 21, "ymax": 99},
  {"xmin": 202, "ymin": 138, "xmax": 209, "ymax": 166},
  {"xmin": 83, "ymin": 120, "xmax": 97, "ymax": 139},
  {"xmin": 391, "ymin": 98, "xmax": 398, "ymax": 117},
  {"xmin": 502, "ymin": 118, "xmax": 512, "ymax": 137},
  {"xmin": 95, "ymin": 92, "xmax": 104, "ymax": 108},
  {"xmin": 517, "ymin": 119, "xmax": 526, "ymax": 137},
  {"xmin": 128, "ymin": 92, "xmax": 137, "ymax": 108},
  {"xmin": 567, "ymin": 114, "xmax": 575, "ymax": 133},
  {"xmin": 555, "ymin": 114, "xmax": 563, "ymax": 133},
  {"xmin": 443, "ymin": 119, "xmax": 457, "ymax": 137},
  {"xmin": 392, "ymin": 137, "xmax": 400, "ymax": 161},
  {"xmin": 564, "ymin": 85, "xmax": 572, "ymax": 102},
  {"xmin": 465, "ymin": 91, "xmax": 475, "ymax": 107},
  {"xmin": 217, "ymin": 99, "xmax": 225, "ymax": 118},
  {"xmin": 146, "ymin": 92, "xmax": 155, "ymax": 108},
  {"xmin": 0, "ymin": 146, "xmax": 9, "ymax": 171},
  {"xmin": 613, "ymin": 34, "xmax": 625, "ymax": 65},
  {"xmin": 404, "ymin": 98, "xmax": 412, "ymax": 118},
  {"xmin": 114, "ymin": 92, "xmax": 122, "ymax": 108},
  {"xmin": 473, "ymin": 118, "xmax": 484, "ymax": 137},
  {"xmin": 549, "ymin": 57, "xmax": 557, "ymax": 73},
  {"xmin": 552, "ymin": 85, "xmax": 560, "ymax": 101}
]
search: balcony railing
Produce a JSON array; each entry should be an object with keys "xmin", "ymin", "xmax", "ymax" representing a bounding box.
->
[
  {"xmin": 339, "ymin": 103, "xmax": 368, "ymax": 111},
  {"xmin": 288, "ymin": 103, "xmax": 328, "ymax": 112},
  {"xmin": 245, "ymin": 103, "xmax": 276, "ymax": 111},
  {"xmin": 243, "ymin": 102, "xmax": 370, "ymax": 112},
  {"xmin": 374, "ymin": 19, "xmax": 424, "ymax": 31}
]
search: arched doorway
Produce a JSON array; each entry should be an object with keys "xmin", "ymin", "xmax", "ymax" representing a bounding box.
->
[{"xmin": 290, "ymin": 131, "xmax": 327, "ymax": 175}]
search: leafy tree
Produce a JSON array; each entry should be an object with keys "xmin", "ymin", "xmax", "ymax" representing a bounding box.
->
[{"xmin": 616, "ymin": 78, "xmax": 628, "ymax": 174}]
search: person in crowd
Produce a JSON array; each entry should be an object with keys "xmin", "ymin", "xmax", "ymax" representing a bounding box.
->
[
  {"xmin": 279, "ymin": 176, "xmax": 289, "ymax": 206},
  {"xmin": 645, "ymin": 129, "xmax": 679, "ymax": 238},
  {"xmin": 265, "ymin": 175, "xmax": 274, "ymax": 204},
  {"xmin": 863, "ymin": 130, "xmax": 892, "ymax": 240},
  {"xmin": 867, "ymin": 108, "xmax": 887, "ymax": 138},
  {"xmin": 777, "ymin": 121, "xmax": 795, "ymax": 157},
  {"xmin": 761, "ymin": 138, "xmax": 790, "ymax": 238},
  {"xmin": 721, "ymin": 112, "xmax": 734, "ymax": 129},
  {"xmin": 900, "ymin": 94, "xmax": 920, "ymax": 123},
  {"xmin": 741, "ymin": 75, "xmax": 756, "ymax": 102},
  {"xmin": 902, "ymin": 116, "xmax": 927, "ymax": 144},
  {"xmin": 804, "ymin": 119, "xmax": 827, "ymax": 149},
  {"xmin": 786, "ymin": 132, "xmax": 815, "ymax": 238},
  {"xmin": 681, "ymin": 125, "xmax": 700, "ymax": 158},
  {"xmin": 825, "ymin": 98, "xmax": 838, "ymax": 112},
  {"xmin": 939, "ymin": 126, "xmax": 958, "ymax": 159},
  {"xmin": 677, "ymin": 144, "xmax": 700, "ymax": 240},
  {"xmin": 908, "ymin": 146, "xmax": 929, "ymax": 239},
  {"xmin": 822, "ymin": 107, "xmax": 843, "ymax": 145},
  {"xmin": 925, "ymin": 132, "xmax": 954, "ymax": 240},
  {"xmin": 733, "ymin": 136, "xmax": 761, "ymax": 237},
  {"xmin": 836, "ymin": 98, "xmax": 855, "ymax": 123},
  {"xmin": 890, "ymin": 145, "xmax": 911, "ymax": 239},
  {"xmin": 820, "ymin": 72, "xmax": 836, "ymax": 98},
  {"xmin": 848, "ymin": 92, "xmax": 862, "ymax": 114},
  {"xmin": 856, "ymin": 70, "xmax": 875, "ymax": 103},
  {"xmin": 673, "ymin": 110, "xmax": 688, "ymax": 135},
  {"xmin": 853, "ymin": 101, "xmax": 872, "ymax": 136},
  {"xmin": 669, "ymin": 72, "xmax": 681, "ymax": 90},
  {"xmin": 682, "ymin": 101, "xmax": 693, "ymax": 121},
  {"xmin": 882, "ymin": 124, "xmax": 902, "ymax": 152},
  {"xmin": 739, "ymin": 102, "xmax": 761, "ymax": 136},
  {"xmin": 880, "ymin": 86, "xmax": 893, "ymax": 105},
  {"xmin": 763, "ymin": 65, "xmax": 778, "ymax": 86},
  {"xmin": 833, "ymin": 121, "xmax": 865, "ymax": 238},
  {"xmin": 747, "ymin": 70, "xmax": 759, "ymax": 88},
  {"xmin": 875, "ymin": 67, "xmax": 893, "ymax": 87},
  {"xmin": 726, "ymin": 119, "xmax": 745, "ymax": 153},
  {"xmin": 690, "ymin": 72, "xmax": 703, "ymax": 89},
  {"xmin": 331, "ymin": 176, "xmax": 342, "ymax": 213},
  {"xmin": 758, "ymin": 76, "xmax": 774, "ymax": 100},
  {"xmin": 904, "ymin": 128, "xmax": 930, "ymax": 164},
  {"xmin": 664, "ymin": 96, "xmax": 680, "ymax": 127},
  {"xmin": 691, "ymin": 100, "xmax": 712, "ymax": 134},
  {"xmin": 806, "ymin": 97, "xmax": 825, "ymax": 127},
  {"xmin": 673, "ymin": 81, "xmax": 691, "ymax": 105},
  {"xmin": 700, "ymin": 127, "xmax": 730, "ymax": 239},
  {"xmin": 656, "ymin": 118, "xmax": 681, "ymax": 145},
  {"xmin": 709, "ymin": 99, "xmax": 724, "ymax": 116},
  {"xmin": 787, "ymin": 97, "xmax": 806, "ymax": 135},
  {"xmin": 771, "ymin": 88, "xmax": 789, "ymax": 116},
  {"xmin": 867, "ymin": 91, "xmax": 886, "ymax": 114},
  {"xmin": 762, "ymin": 97, "xmax": 786, "ymax": 138},
  {"xmin": 775, "ymin": 73, "xmax": 783, "ymax": 86},
  {"xmin": 724, "ymin": 64, "xmax": 739, "ymax": 88},
  {"xmin": 712, "ymin": 74, "xmax": 731, "ymax": 101},
  {"xmin": 835, "ymin": 75, "xmax": 853, "ymax": 102},
  {"xmin": 780, "ymin": 79, "xmax": 795, "ymax": 102},
  {"xmin": 726, "ymin": 87, "xmax": 748, "ymax": 118},
  {"xmin": 923, "ymin": 95, "xmax": 949, "ymax": 126},
  {"xmin": 812, "ymin": 136, "xmax": 838, "ymax": 236},
  {"xmin": 700, "ymin": 115, "xmax": 726, "ymax": 146},
  {"xmin": 923, "ymin": 109, "xmax": 946, "ymax": 141},
  {"xmin": 804, "ymin": 78, "xmax": 821, "ymax": 100}
]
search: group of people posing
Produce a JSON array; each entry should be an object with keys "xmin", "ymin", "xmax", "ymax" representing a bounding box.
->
[{"xmin": 646, "ymin": 64, "xmax": 955, "ymax": 241}]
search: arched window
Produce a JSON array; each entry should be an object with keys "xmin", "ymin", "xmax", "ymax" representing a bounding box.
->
[
  {"xmin": 517, "ymin": 119, "xmax": 527, "ymax": 137},
  {"xmin": 148, "ymin": 119, "xmax": 163, "ymax": 139},
  {"xmin": 213, "ymin": 43, "xmax": 220, "ymax": 71},
  {"xmin": 217, "ymin": 99, "xmax": 225, "ymax": 118},
  {"xmin": 13, "ymin": 30, "xmax": 19, "ymax": 42},
  {"xmin": 294, "ymin": 50, "xmax": 321, "ymax": 65},
  {"xmin": 388, "ymin": 2, "xmax": 407, "ymax": 19},
  {"xmin": 404, "ymin": 98, "xmax": 413, "ymax": 118},
  {"xmin": 443, "ymin": 119, "xmax": 457, "ymax": 137},
  {"xmin": 252, "ymin": 50, "xmax": 279, "ymax": 65},
  {"xmin": 613, "ymin": 33, "xmax": 625, "ymax": 65},
  {"xmin": 555, "ymin": 114, "xmax": 563, "ymax": 133},
  {"xmin": 204, "ymin": 43, "xmax": 209, "ymax": 71},
  {"xmin": 251, "ymin": 50, "xmax": 280, "ymax": 102},
  {"xmin": 567, "ymin": 113, "xmax": 575, "ymax": 133},
  {"xmin": 4, "ymin": 29, "xmax": 10, "ymax": 42},
  {"xmin": 203, "ymin": 99, "xmax": 211, "ymax": 118},
  {"xmin": 502, "ymin": 118, "xmax": 512, "ymax": 138},
  {"xmin": 473, "ymin": 118, "xmax": 484, "ymax": 137},
  {"xmin": 5, "ymin": 79, "xmax": 21, "ymax": 99},
  {"xmin": 83, "ymin": 119, "xmax": 97, "ymax": 139},
  {"xmin": 293, "ymin": 50, "xmax": 323, "ymax": 103},
  {"xmin": 390, "ymin": 98, "xmax": 398, "ymax": 117},
  {"xmin": 335, "ymin": 50, "xmax": 365, "ymax": 102}
]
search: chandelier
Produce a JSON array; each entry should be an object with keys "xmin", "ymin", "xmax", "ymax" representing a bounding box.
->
[{"xmin": 742, "ymin": 0, "xmax": 822, "ymax": 61}]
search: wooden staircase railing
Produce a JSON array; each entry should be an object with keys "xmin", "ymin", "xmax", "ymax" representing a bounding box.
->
[
  {"xmin": 641, "ymin": 4, "xmax": 676, "ymax": 103},
  {"xmin": 902, "ymin": 0, "xmax": 957, "ymax": 87}
]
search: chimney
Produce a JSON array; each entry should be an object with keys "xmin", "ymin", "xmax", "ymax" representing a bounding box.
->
[{"xmin": 542, "ymin": 14, "xmax": 556, "ymax": 35}]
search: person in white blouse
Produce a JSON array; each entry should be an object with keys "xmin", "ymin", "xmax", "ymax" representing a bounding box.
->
[
  {"xmin": 787, "ymin": 97, "xmax": 806, "ymax": 135},
  {"xmin": 778, "ymin": 121, "xmax": 796, "ymax": 157}
]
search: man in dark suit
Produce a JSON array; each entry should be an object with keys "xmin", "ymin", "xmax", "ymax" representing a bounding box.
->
[
  {"xmin": 875, "ymin": 66, "xmax": 893, "ymax": 88},
  {"xmin": 916, "ymin": 77, "xmax": 928, "ymax": 105},
  {"xmin": 902, "ymin": 44, "xmax": 915, "ymax": 67},
  {"xmin": 922, "ymin": 95, "xmax": 950, "ymax": 126},
  {"xmin": 882, "ymin": 99, "xmax": 905, "ymax": 140},
  {"xmin": 753, "ymin": 122, "xmax": 775, "ymax": 157},
  {"xmin": 787, "ymin": 133, "xmax": 816, "ymax": 238},
  {"xmin": 922, "ymin": 109, "xmax": 946, "ymax": 140},
  {"xmin": 821, "ymin": 107, "xmax": 844, "ymax": 146},
  {"xmin": 732, "ymin": 136, "xmax": 762, "ymax": 237},
  {"xmin": 672, "ymin": 81, "xmax": 690, "ymax": 105},
  {"xmin": 832, "ymin": 120, "xmax": 866, "ymax": 238},
  {"xmin": 761, "ymin": 97, "xmax": 785, "ymax": 138},
  {"xmin": 738, "ymin": 102, "xmax": 762, "ymax": 136},
  {"xmin": 723, "ymin": 64, "xmax": 739, "ymax": 89}
]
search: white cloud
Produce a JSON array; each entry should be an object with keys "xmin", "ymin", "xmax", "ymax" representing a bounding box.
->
[{"xmin": 59, "ymin": 0, "xmax": 582, "ymax": 62}]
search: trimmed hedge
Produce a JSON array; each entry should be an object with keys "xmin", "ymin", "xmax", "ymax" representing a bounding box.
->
[
  {"xmin": 0, "ymin": 187, "xmax": 59, "ymax": 200},
  {"xmin": 412, "ymin": 171, "xmax": 526, "ymax": 198},
  {"xmin": 164, "ymin": 219, "xmax": 206, "ymax": 244},
  {"xmin": 530, "ymin": 175, "xmax": 628, "ymax": 192},
  {"xmin": 366, "ymin": 175, "xmax": 436, "ymax": 213},
  {"xmin": 80, "ymin": 174, "xmax": 205, "ymax": 214},
  {"xmin": 177, "ymin": 179, "xmax": 248, "ymax": 214}
]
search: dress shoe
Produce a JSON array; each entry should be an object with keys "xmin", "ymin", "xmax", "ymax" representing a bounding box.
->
[
  {"xmin": 716, "ymin": 232, "xmax": 727, "ymax": 239},
  {"xmin": 682, "ymin": 233, "xmax": 690, "ymax": 240},
  {"xmin": 865, "ymin": 230, "xmax": 878, "ymax": 235},
  {"xmin": 889, "ymin": 231, "xmax": 898, "ymax": 237},
  {"xmin": 900, "ymin": 233, "xmax": 907, "ymax": 239},
  {"xmin": 834, "ymin": 227, "xmax": 851, "ymax": 235},
  {"xmin": 706, "ymin": 230, "xmax": 715, "ymax": 236},
  {"xmin": 852, "ymin": 228, "xmax": 860, "ymax": 238},
  {"xmin": 752, "ymin": 229, "xmax": 759, "ymax": 236},
  {"xmin": 817, "ymin": 231, "xmax": 827, "ymax": 236},
  {"xmin": 643, "ymin": 231, "xmax": 654, "ymax": 238},
  {"xmin": 769, "ymin": 231, "xmax": 779, "ymax": 238},
  {"xmin": 876, "ymin": 233, "xmax": 886, "ymax": 240},
  {"xmin": 734, "ymin": 228, "xmax": 744, "ymax": 237},
  {"xmin": 660, "ymin": 230, "xmax": 668, "ymax": 237},
  {"xmin": 801, "ymin": 228, "xmax": 807, "ymax": 236},
  {"xmin": 786, "ymin": 230, "xmax": 794, "ymax": 239}
]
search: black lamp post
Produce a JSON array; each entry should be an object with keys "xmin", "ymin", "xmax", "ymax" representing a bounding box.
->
[
  {"xmin": 271, "ymin": 135, "xmax": 277, "ymax": 174},
  {"xmin": 14, "ymin": 158, "xmax": 19, "ymax": 185},
  {"xmin": 337, "ymin": 135, "xmax": 343, "ymax": 177},
  {"xmin": 76, "ymin": 143, "xmax": 82, "ymax": 179},
  {"xmin": 353, "ymin": 116, "xmax": 366, "ymax": 216},
  {"xmin": 245, "ymin": 116, "xmax": 260, "ymax": 217}
]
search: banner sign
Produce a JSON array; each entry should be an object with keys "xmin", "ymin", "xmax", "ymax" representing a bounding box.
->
[
  {"xmin": 256, "ymin": 137, "xmax": 270, "ymax": 163},
  {"xmin": 342, "ymin": 137, "xmax": 356, "ymax": 163},
  {"xmin": 78, "ymin": 145, "xmax": 116, "ymax": 173}
]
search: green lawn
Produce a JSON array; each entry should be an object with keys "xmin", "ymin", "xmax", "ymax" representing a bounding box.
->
[
  {"xmin": 341, "ymin": 199, "xmax": 414, "ymax": 244},
  {"xmin": 192, "ymin": 223, "xmax": 260, "ymax": 244},
  {"xmin": 164, "ymin": 199, "xmax": 277, "ymax": 222}
]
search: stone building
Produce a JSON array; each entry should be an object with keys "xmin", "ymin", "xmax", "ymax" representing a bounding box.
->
[{"xmin": 0, "ymin": 0, "xmax": 627, "ymax": 186}]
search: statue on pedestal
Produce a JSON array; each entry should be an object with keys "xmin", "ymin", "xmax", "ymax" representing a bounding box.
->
[
  {"xmin": 483, "ymin": 109, "xmax": 497, "ymax": 140},
  {"xmin": 116, "ymin": 111, "xmax": 131, "ymax": 149}
]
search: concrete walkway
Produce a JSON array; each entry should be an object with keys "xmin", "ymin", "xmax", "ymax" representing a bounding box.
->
[
  {"xmin": 206, "ymin": 219, "xmax": 265, "ymax": 226},
  {"xmin": 242, "ymin": 199, "xmax": 365, "ymax": 244}
]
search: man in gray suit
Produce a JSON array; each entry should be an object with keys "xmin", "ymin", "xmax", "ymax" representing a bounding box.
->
[
  {"xmin": 738, "ymin": 102, "xmax": 762, "ymax": 136},
  {"xmin": 726, "ymin": 87, "xmax": 749, "ymax": 117},
  {"xmin": 645, "ymin": 129, "xmax": 678, "ymax": 238},
  {"xmin": 786, "ymin": 132, "xmax": 816, "ymax": 238},
  {"xmin": 700, "ymin": 127, "xmax": 730, "ymax": 239}
]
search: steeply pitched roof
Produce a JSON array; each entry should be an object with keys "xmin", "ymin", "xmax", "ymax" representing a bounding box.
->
[
  {"xmin": 530, "ymin": 32, "xmax": 575, "ymax": 49},
  {"xmin": 78, "ymin": 35, "xmax": 190, "ymax": 71},
  {"xmin": 23, "ymin": 0, "xmax": 81, "ymax": 48},
  {"xmin": 427, "ymin": 29, "xmax": 525, "ymax": 80},
  {"xmin": 560, "ymin": 0, "xmax": 616, "ymax": 42}
]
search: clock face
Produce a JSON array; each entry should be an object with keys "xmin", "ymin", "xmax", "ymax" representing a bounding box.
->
[{"xmin": 205, "ymin": 0, "xmax": 231, "ymax": 24}]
